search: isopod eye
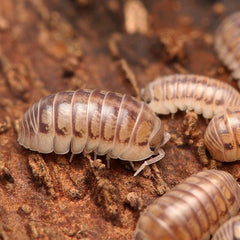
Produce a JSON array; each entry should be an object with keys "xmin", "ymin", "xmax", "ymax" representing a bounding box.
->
[{"xmin": 150, "ymin": 146, "xmax": 155, "ymax": 151}]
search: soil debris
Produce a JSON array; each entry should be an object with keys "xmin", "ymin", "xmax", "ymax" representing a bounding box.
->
[
  {"xmin": 0, "ymin": 116, "xmax": 11, "ymax": 134},
  {"xmin": 92, "ymin": 177, "xmax": 119, "ymax": 223},
  {"xmin": 28, "ymin": 154, "xmax": 56, "ymax": 198},
  {"xmin": 125, "ymin": 192, "xmax": 145, "ymax": 211}
]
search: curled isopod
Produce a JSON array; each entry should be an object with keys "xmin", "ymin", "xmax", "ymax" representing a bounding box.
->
[
  {"xmin": 133, "ymin": 169, "xmax": 240, "ymax": 240},
  {"xmin": 204, "ymin": 106, "xmax": 240, "ymax": 162},
  {"xmin": 18, "ymin": 89, "xmax": 170, "ymax": 176},
  {"xmin": 215, "ymin": 12, "xmax": 240, "ymax": 80},
  {"xmin": 141, "ymin": 74, "xmax": 240, "ymax": 119},
  {"xmin": 212, "ymin": 215, "xmax": 240, "ymax": 240}
]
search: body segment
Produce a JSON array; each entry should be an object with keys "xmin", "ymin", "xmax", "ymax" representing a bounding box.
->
[
  {"xmin": 204, "ymin": 107, "xmax": 240, "ymax": 162},
  {"xmin": 215, "ymin": 12, "xmax": 240, "ymax": 79},
  {"xmin": 18, "ymin": 89, "xmax": 170, "ymax": 171},
  {"xmin": 133, "ymin": 169, "xmax": 240, "ymax": 240},
  {"xmin": 212, "ymin": 215, "xmax": 240, "ymax": 240},
  {"xmin": 142, "ymin": 74, "xmax": 240, "ymax": 119}
]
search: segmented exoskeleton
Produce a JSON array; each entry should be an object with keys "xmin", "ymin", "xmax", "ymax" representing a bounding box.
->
[
  {"xmin": 133, "ymin": 169, "xmax": 240, "ymax": 240},
  {"xmin": 142, "ymin": 74, "xmax": 240, "ymax": 119},
  {"xmin": 204, "ymin": 107, "xmax": 240, "ymax": 162},
  {"xmin": 18, "ymin": 89, "xmax": 170, "ymax": 176},
  {"xmin": 212, "ymin": 215, "xmax": 240, "ymax": 240}
]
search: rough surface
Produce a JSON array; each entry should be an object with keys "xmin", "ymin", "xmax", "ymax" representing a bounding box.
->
[{"xmin": 1, "ymin": 0, "xmax": 240, "ymax": 239}]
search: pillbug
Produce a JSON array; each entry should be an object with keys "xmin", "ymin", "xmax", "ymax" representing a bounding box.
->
[
  {"xmin": 212, "ymin": 215, "xmax": 240, "ymax": 240},
  {"xmin": 204, "ymin": 107, "xmax": 240, "ymax": 162},
  {"xmin": 18, "ymin": 89, "xmax": 170, "ymax": 176},
  {"xmin": 141, "ymin": 74, "xmax": 240, "ymax": 119},
  {"xmin": 215, "ymin": 12, "xmax": 240, "ymax": 80},
  {"xmin": 133, "ymin": 169, "xmax": 240, "ymax": 240}
]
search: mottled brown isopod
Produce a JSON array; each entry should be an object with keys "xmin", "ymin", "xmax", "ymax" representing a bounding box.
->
[
  {"xmin": 133, "ymin": 169, "xmax": 240, "ymax": 240},
  {"xmin": 142, "ymin": 74, "xmax": 240, "ymax": 119},
  {"xmin": 18, "ymin": 89, "xmax": 170, "ymax": 175},
  {"xmin": 212, "ymin": 215, "xmax": 240, "ymax": 240},
  {"xmin": 204, "ymin": 106, "xmax": 240, "ymax": 162},
  {"xmin": 215, "ymin": 12, "xmax": 240, "ymax": 80}
]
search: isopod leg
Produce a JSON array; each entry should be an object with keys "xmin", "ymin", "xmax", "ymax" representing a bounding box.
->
[
  {"xmin": 129, "ymin": 161, "xmax": 135, "ymax": 170},
  {"xmin": 133, "ymin": 148, "xmax": 165, "ymax": 177},
  {"xmin": 106, "ymin": 154, "xmax": 111, "ymax": 168},
  {"xmin": 69, "ymin": 153, "xmax": 74, "ymax": 163}
]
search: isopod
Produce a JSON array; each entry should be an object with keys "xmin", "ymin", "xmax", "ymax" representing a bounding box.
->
[
  {"xmin": 141, "ymin": 74, "xmax": 240, "ymax": 119},
  {"xmin": 18, "ymin": 89, "xmax": 170, "ymax": 176},
  {"xmin": 212, "ymin": 215, "xmax": 240, "ymax": 240},
  {"xmin": 133, "ymin": 169, "xmax": 240, "ymax": 240},
  {"xmin": 204, "ymin": 106, "xmax": 240, "ymax": 162},
  {"xmin": 215, "ymin": 12, "xmax": 240, "ymax": 80}
]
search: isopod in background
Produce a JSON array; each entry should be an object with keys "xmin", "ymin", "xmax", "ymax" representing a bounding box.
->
[
  {"xmin": 141, "ymin": 74, "xmax": 240, "ymax": 119},
  {"xmin": 215, "ymin": 12, "xmax": 240, "ymax": 80},
  {"xmin": 204, "ymin": 106, "xmax": 240, "ymax": 162},
  {"xmin": 212, "ymin": 215, "xmax": 240, "ymax": 240},
  {"xmin": 18, "ymin": 89, "xmax": 170, "ymax": 176},
  {"xmin": 133, "ymin": 169, "xmax": 240, "ymax": 240}
]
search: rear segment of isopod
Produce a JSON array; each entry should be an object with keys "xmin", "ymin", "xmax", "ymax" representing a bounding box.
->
[
  {"xmin": 215, "ymin": 12, "xmax": 240, "ymax": 79},
  {"xmin": 142, "ymin": 74, "xmax": 240, "ymax": 119},
  {"xmin": 18, "ymin": 89, "xmax": 170, "ymax": 171},
  {"xmin": 133, "ymin": 169, "xmax": 240, "ymax": 240},
  {"xmin": 204, "ymin": 107, "xmax": 240, "ymax": 162},
  {"xmin": 212, "ymin": 215, "xmax": 240, "ymax": 240},
  {"xmin": 18, "ymin": 90, "xmax": 92, "ymax": 154}
]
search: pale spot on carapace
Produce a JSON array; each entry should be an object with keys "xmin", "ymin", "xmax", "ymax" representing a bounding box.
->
[
  {"xmin": 119, "ymin": 116, "xmax": 135, "ymax": 144},
  {"xmin": 222, "ymin": 186, "xmax": 234, "ymax": 203},
  {"xmin": 103, "ymin": 114, "xmax": 117, "ymax": 141},
  {"xmin": 90, "ymin": 111, "xmax": 101, "ymax": 138},
  {"xmin": 165, "ymin": 81, "xmax": 175, "ymax": 100},
  {"xmin": 56, "ymin": 103, "xmax": 72, "ymax": 135},
  {"xmin": 41, "ymin": 109, "xmax": 51, "ymax": 126},
  {"xmin": 39, "ymin": 109, "xmax": 52, "ymax": 133},
  {"xmin": 212, "ymin": 190, "xmax": 228, "ymax": 216},
  {"xmin": 152, "ymin": 86, "xmax": 162, "ymax": 101},
  {"xmin": 74, "ymin": 108, "xmax": 87, "ymax": 138},
  {"xmin": 194, "ymin": 83, "xmax": 204, "ymax": 100},
  {"xmin": 204, "ymin": 87, "xmax": 214, "ymax": 104},
  {"xmin": 214, "ymin": 89, "xmax": 224, "ymax": 105},
  {"xmin": 221, "ymin": 134, "xmax": 234, "ymax": 148},
  {"xmin": 135, "ymin": 121, "xmax": 151, "ymax": 146}
]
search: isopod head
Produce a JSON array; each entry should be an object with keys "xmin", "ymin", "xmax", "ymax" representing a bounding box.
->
[
  {"xmin": 141, "ymin": 83, "xmax": 171, "ymax": 115},
  {"xmin": 118, "ymin": 102, "xmax": 170, "ymax": 162}
]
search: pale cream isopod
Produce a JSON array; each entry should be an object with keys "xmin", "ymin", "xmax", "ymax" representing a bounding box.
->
[
  {"xmin": 18, "ymin": 89, "xmax": 170, "ymax": 176},
  {"xmin": 142, "ymin": 74, "xmax": 240, "ymax": 119}
]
